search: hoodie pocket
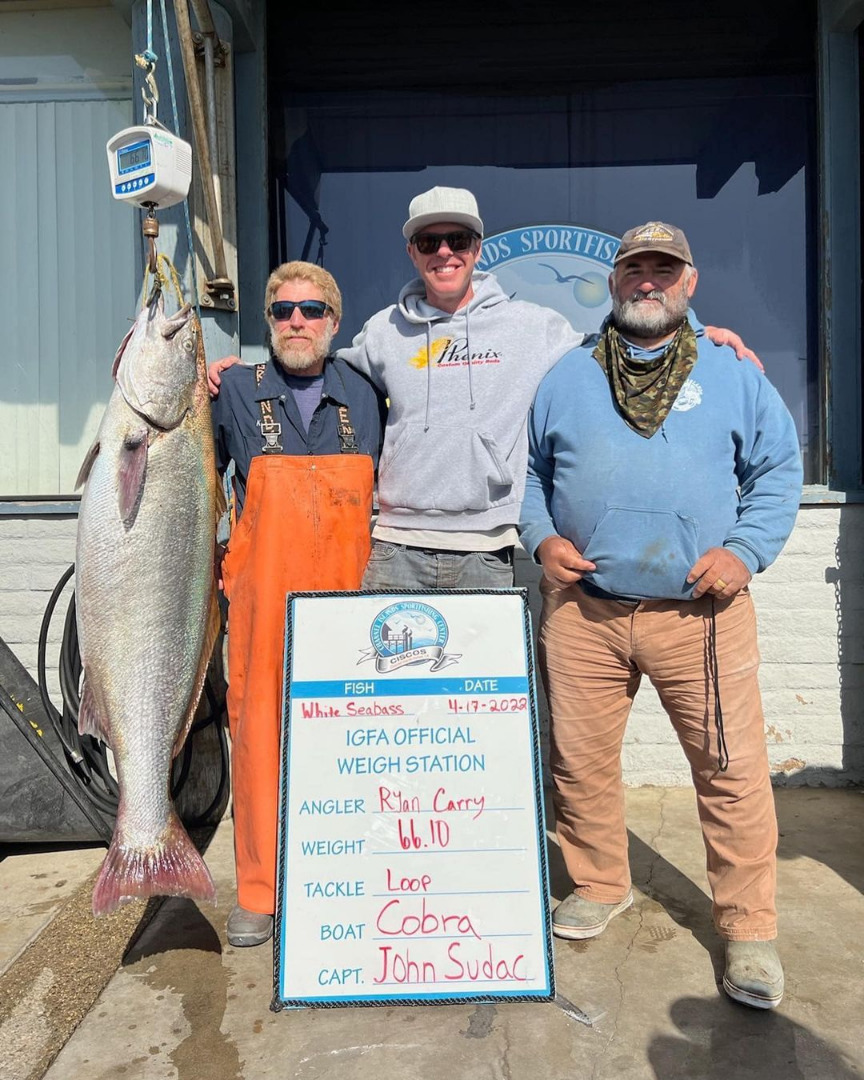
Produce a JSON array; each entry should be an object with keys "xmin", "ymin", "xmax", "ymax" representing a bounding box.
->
[
  {"xmin": 378, "ymin": 423, "xmax": 516, "ymax": 512},
  {"xmin": 582, "ymin": 506, "xmax": 700, "ymax": 599}
]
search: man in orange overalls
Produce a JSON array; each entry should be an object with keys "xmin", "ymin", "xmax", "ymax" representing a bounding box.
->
[{"xmin": 211, "ymin": 262, "xmax": 386, "ymax": 946}]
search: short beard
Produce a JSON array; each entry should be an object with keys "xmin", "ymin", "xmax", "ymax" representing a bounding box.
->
[
  {"xmin": 270, "ymin": 324, "xmax": 334, "ymax": 372},
  {"xmin": 612, "ymin": 286, "xmax": 690, "ymax": 339}
]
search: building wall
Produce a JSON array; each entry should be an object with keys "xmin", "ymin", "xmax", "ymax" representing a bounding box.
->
[{"xmin": 4, "ymin": 506, "xmax": 861, "ymax": 786}]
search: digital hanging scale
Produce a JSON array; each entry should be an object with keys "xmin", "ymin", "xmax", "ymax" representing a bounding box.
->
[{"xmin": 106, "ymin": 125, "xmax": 192, "ymax": 209}]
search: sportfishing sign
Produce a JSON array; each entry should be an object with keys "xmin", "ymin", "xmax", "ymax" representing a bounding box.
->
[
  {"xmin": 476, "ymin": 223, "xmax": 621, "ymax": 334},
  {"xmin": 272, "ymin": 589, "xmax": 553, "ymax": 1010}
]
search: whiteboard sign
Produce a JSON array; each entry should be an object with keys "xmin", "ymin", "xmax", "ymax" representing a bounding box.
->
[{"xmin": 272, "ymin": 590, "xmax": 554, "ymax": 1010}]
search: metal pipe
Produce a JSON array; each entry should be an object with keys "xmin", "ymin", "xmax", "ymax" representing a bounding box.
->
[
  {"xmin": 172, "ymin": 0, "xmax": 229, "ymax": 284},
  {"xmin": 188, "ymin": 0, "xmax": 217, "ymax": 38},
  {"xmin": 203, "ymin": 33, "xmax": 221, "ymax": 217}
]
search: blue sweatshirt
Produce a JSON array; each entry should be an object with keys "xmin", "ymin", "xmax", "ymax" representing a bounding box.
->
[{"xmin": 518, "ymin": 317, "xmax": 803, "ymax": 600}]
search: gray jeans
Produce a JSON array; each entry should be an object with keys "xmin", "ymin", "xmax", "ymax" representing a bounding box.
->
[{"xmin": 361, "ymin": 541, "xmax": 515, "ymax": 590}]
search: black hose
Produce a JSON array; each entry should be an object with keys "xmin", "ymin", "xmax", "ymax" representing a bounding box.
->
[{"xmin": 38, "ymin": 564, "xmax": 230, "ymax": 827}]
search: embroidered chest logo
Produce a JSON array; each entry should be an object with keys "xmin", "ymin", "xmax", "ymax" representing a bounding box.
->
[
  {"xmin": 409, "ymin": 337, "xmax": 503, "ymax": 369},
  {"xmin": 671, "ymin": 378, "xmax": 703, "ymax": 412}
]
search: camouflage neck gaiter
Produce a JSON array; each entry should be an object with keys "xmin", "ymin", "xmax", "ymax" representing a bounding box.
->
[{"xmin": 592, "ymin": 320, "xmax": 698, "ymax": 439}]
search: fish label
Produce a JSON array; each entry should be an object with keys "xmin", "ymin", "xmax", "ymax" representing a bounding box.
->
[{"xmin": 273, "ymin": 590, "xmax": 554, "ymax": 1010}]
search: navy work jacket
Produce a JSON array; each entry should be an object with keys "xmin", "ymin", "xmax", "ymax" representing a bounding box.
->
[{"xmin": 211, "ymin": 356, "xmax": 386, "ymax": 517}]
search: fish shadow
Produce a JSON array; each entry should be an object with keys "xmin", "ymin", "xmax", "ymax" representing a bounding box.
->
[{"xmin": 123, "ymin": 895, "xmax": 223, "ymax": 964}]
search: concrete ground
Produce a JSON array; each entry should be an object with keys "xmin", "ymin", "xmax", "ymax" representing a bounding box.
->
[{"xmin": 1, "ymin": 787, "xmax": 862, "ymax": 1080}]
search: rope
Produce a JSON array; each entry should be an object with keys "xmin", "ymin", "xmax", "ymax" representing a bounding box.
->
[
  {"xmin": 140, "ymin": 252, "xmax": 187, "ymax": 310},
  {"xmin": 159, "ymin": 0, "xmax": 201, "ymax": 318}
]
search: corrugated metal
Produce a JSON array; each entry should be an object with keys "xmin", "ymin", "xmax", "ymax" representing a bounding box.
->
[{"xmin": 0, "ymin": 98, "xmax": 137, "ymax": 495}]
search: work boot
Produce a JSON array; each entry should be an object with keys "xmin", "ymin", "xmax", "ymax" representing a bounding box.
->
[
  {"xmin": 723, "ymin": 940, "xmax": 784, "ymax": 1009},
  {"xmin": 227, "ymin": 904, "xmax": 273, "ymax": 947},
  {"xmin": 552, "ymin": 890, "xmax": 633, "ymax": 940}
]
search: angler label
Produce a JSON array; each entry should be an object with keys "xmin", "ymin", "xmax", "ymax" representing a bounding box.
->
[{"xmin": 273, "ymin": 590, "xmax": 554, "ymax": 1010}]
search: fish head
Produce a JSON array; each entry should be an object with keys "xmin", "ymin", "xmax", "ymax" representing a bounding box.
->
[{"xmin": 115, "ymin": 293, "xmax": 201, "ymax": 430}]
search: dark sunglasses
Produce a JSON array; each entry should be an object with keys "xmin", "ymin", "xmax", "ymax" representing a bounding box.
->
[
  {"xmin": 269, "ymin": 299, "xmax": 332, "ymax": 321},
  {"xmin": 410, "ymin": 230, "xmax": 480, "ymax": 255}
]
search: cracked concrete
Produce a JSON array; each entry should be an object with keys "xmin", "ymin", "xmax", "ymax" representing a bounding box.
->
[{"xmin": 1, "ymin": 787, "xmax": 862, "ymax": 1079}]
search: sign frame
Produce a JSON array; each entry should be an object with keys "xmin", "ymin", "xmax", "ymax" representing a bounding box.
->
[{"xmin": 271, "ymin": 588, "xmax": 554, "ymax": 1012}]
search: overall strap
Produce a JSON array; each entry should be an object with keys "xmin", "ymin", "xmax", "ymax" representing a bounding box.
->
[
  {"xmin": 333, "ymin": 365, "xmax": 359, "ymax": 454},
  {"xmin": 255, "ymin": 364, "xmax": 283, "ymax": 453}
]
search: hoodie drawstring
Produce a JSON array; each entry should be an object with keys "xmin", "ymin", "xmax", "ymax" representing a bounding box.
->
[
  {"xmin": 423, "ymin": 306, "xmax": 476, "ymax": 431},
  {"xmin": 424, "ymin": 323, "xmax": 432, "ymax": 431},
  {"xmin": 465, "ymin": 304, "xmax": 476, "ymax": 411}
]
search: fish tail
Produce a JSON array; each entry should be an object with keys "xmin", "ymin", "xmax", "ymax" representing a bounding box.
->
[{"xmin": 92, "ymin": 809, "xmax": 216, "ymax": 917}]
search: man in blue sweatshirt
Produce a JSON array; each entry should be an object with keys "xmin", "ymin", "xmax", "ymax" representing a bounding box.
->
[{"xmin": 519, "ymin": 222, "xmax": 803, "ymax": 1010}]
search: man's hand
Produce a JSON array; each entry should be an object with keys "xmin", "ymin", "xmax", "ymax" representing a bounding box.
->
[
  {"xmin": 214, "ymin": 542, "xmax": 227, "ymax": 592},
  {"xmin": 703, "ymin": 326, "xmax": 764, "ymax": 372},
  {"xmin": 208, "ymin": 355, "xmax": 240, "ymax": 397},
  {"xmin": 537, "ymin": 536, "xmax": 596, "ymax": 589},
  {"xmin": 687, "ymin": 547, "xmax": 751, "ymax": 599}
]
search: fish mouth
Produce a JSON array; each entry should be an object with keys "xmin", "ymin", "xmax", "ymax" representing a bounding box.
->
[
  {"xmin": 162, "ymin": 303, "xmax": 193, "ymax": 339},
  {"xmin": 144, "ymin": 289, "xmax": 193, "ymax": 339}
]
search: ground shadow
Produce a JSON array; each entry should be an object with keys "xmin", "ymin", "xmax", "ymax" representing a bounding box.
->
[
  {"xmin": 648, "ymin": 995, "xmax": 861, "ymax": 1079},
  {"xmin": 123, "ymin": 896, "xmax": 223, "ymax": 964},
  {"xmin": 774, "ymin": 785, "xmax": 864, "ymax": 896},
  {"xmin": 545, "ymin": 811, "xmax": 725, "ymax": 982}
]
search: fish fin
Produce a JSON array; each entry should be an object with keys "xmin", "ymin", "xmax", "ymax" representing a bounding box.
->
[
  {"xmin": 78, "ymin": 674, "xmax": 112, "ymax": 745},
  {"xmin": 111, "ymin": 321, "xmax": 136, "ymax": 379},
  {"xmin": 75, "ymin": 440, "xmax": 100, "ymax": 490},
  {"xmin": 172, "ymin": 589, "xmax": 223, "ymax": 760},
  {"xmin": 92, "ymin": 807, "xmax": 215, "ymax": 916},
  {"xmin": 118, "ymin": 429, "xmax": 148, "ymax": 527}
]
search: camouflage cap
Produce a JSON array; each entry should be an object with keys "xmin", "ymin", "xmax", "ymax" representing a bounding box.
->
[{"xmin": 613, "ymin": 221, "xmax": 693, "ymax": 266}]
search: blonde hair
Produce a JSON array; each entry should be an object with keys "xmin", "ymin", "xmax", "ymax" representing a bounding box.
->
[{"xmin": 264, "ymin": 261, "xmax": 342, "ymax": 322}]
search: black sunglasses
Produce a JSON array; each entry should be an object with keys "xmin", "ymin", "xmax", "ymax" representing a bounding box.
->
[
  {"xmin": 269, "ymin": 299, "xmax": 332, "ymax": 321},
  {"xmin": 410, "ymin": 230, "xmax": 480, "ymax": 255}
]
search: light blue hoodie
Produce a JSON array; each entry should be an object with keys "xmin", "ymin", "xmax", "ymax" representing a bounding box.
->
[{"xmin": 518, "ymin": 316, "xmax": 803, "ymax": 599}]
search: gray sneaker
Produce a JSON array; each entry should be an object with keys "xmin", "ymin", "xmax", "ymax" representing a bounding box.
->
[
  {"xmin": 552, "ymin": 890, "xmax": 634, "ymax": 940},
  {"xmin": 227, "ymin": 904, "xmax": 274, "ymax": 947},
  {"xmin": 723, "ymin": 940, "xmax": 784, "ymax": 1009}
]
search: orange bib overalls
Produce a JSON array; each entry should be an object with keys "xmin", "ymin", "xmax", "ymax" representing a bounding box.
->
[{"xmin": 221, "ymin": 452, "xmax": 373, "ymax": 913}]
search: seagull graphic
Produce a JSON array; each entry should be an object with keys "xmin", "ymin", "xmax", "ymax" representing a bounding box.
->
[{"xmin": 539, "ymin": 263, "xmax": 593, "ymax": 284}]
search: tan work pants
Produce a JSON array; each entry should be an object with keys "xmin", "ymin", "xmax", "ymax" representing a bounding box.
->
[{"xmin": 539, "ymin": 581, "xmax": 777, "ymax": 941}]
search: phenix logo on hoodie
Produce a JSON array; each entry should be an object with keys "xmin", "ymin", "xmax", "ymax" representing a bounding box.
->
[{"xmin": 409, "ymin": 336, "xmax": 503, "ymax": 369}]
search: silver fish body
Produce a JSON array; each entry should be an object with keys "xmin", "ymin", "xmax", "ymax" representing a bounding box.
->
[{"xmin": 76, "ymin": 295, "xmax": 219, "ymax": 916}]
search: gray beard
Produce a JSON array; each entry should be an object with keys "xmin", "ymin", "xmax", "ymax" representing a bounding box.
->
[
  {"xmin": 612, "ymin": 289, "xmax": 689, "ymax": 339},
  {"xmin": 270, "ymin": 327, "xmax": 333, "ymax": 371}
]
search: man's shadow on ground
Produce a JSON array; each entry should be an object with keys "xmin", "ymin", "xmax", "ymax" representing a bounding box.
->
[
  {"xmin": 546, "ymin": 825, "xmax": 726, "ymax": 982},
  {"xmin": 647, "ymin": 995, "xmax": 861, "ymax": 1079},
  {"xmin": 545, "ymin": 817, "xmax": 861, "ymax": 1079}
]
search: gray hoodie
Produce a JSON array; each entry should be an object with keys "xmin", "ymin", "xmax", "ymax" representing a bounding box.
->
[{"xmin": 337, "ymin": 272, "xmax": 584, "ymax": 534}]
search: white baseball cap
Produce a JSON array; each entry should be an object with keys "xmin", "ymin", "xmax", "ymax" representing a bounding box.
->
[{"xmin": 402, "ymin": 186, "xmax": 484, "ymax": 240}]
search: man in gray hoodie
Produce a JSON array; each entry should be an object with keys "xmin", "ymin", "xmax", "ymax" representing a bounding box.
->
[{"xmin": 338, "ymin": 187, "xmax": 584, "ymax": 590}]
